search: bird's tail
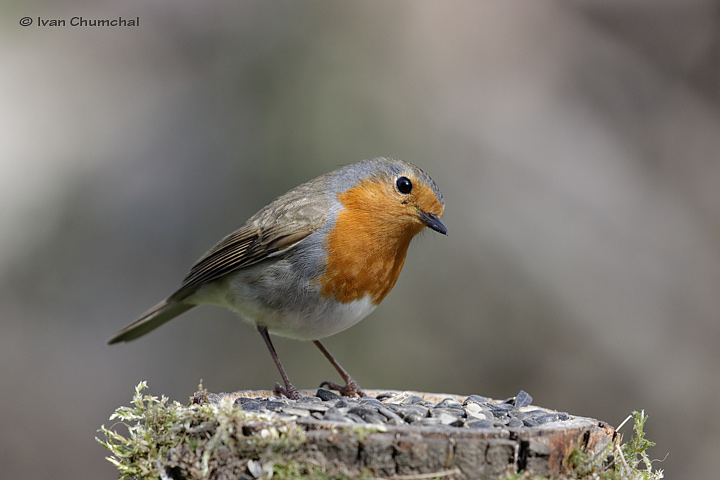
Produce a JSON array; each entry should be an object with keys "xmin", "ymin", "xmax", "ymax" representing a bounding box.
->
[{"xmin": 108, "ymin": 299, "xmax": 195, "ymax": 344}]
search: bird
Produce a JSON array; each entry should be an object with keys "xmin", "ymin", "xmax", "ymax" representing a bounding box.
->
[{"xmin": 108, "ymin": 157, "xmax": 447, "ymax": 399}]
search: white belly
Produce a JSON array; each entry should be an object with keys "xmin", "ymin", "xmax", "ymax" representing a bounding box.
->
[
  {"xmin": 190, "ymin": 280, "xmax": 377, "ymax": 341},
  {"xmin": 258, "ymin": 296, "xmax": 377, "ymax": 340}
]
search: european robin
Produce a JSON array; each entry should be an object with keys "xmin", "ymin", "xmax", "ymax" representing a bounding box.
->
[{"xmin": 108, "ymin": 157, "xmax": 447, "ymax": 399}]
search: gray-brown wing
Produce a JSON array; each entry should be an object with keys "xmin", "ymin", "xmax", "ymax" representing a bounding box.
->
[
  {"xmin": 176, "ymin": 226, "xmax": 312, "ymax": 294},
  {"xmin": 174, "ymin": 180, "xmax": 333, "ymax": 297}
]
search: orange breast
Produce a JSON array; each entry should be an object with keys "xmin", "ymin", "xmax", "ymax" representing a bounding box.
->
[{"xmin": 318, "ymin": 178, "xmax": 427, "ymax": 305}]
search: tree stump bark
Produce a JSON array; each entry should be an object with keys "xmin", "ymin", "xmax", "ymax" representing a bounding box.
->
[{"xmin": 180, "ymin": 389, "xmax": 617, "ymax": 479}]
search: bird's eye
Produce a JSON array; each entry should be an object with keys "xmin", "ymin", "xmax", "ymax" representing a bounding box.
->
[{"xmin": 396, "ymin": 176, "xmax": 413, "ymax": 194}]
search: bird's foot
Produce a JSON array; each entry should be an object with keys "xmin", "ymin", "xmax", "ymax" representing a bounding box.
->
[
  {"xmin": 319, "ymin": 379, "xmax": 365, "ymax": 397},
  {"xmin": 274, "ymin": 382, "xmax": 301, "ymax": 400}
]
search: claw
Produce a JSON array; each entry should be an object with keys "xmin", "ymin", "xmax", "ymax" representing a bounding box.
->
[
  {"xmin": 319, "ymin": 379, "xmax": 365, "ymax": 398},
  {"xmin": 274, "ymin": 382, "xmax": 301, "ymax": 400}
]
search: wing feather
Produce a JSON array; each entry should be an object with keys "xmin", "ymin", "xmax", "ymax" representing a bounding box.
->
[
  {"xmin": 177, "ymin": 227, "xmax": 312, "ymax": 292},
  {"xmin": 172, "ymin": 175, "xmax": 333, "ymax": 298}
]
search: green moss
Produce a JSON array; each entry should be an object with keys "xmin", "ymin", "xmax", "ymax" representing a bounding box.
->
[{"xmin": 97, "ymin": 382, "xmax": 309, "ymax": 479}]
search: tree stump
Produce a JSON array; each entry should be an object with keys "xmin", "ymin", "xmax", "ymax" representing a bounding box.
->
[{"xmin": 176, "ymin": 389, "xmax": 617, "ymax": 479}]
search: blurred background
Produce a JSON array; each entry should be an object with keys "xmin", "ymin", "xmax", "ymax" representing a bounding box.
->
[{"xmin": 2, "ymin": 0, "xmax": 719, "ymax": 478}]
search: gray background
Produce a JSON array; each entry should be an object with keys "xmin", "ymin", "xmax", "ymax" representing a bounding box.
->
[{"xmin": 2, "ymin": 1, "xmax": 719, "ymax": 478}]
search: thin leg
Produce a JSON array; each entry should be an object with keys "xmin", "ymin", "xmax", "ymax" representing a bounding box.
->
[
  {"xmin": 257, "ymin": 326, "xmax": 300, "ymax": 400},
  {"xmin": 313, "ymin": 340, "xmax": 365, "ymax": 397}
]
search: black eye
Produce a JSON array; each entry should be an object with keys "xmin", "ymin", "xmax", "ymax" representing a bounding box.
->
[{"xmin": 396, "ymin": 176, "xmax": 413, "ymax": 194}]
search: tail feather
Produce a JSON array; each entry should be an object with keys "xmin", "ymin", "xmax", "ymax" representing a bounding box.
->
[{"xmin": 108, "ymin": 300, "xmax": 195, "ymax": 344}]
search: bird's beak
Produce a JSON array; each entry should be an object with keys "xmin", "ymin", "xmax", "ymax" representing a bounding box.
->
[{"xmin": 418, "ymin": 211, "xmax": 448, "ymax": 235}]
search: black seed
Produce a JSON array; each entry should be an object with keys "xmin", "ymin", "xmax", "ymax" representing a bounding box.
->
[
  {"xmin": 508, "ymin": 418, "xmax": 524, "ymax": 428},
  {"xmin": 316, "ymin": 388, "xmax": 341, "ymax": 401},
  {"xmin": 359, "ymin": 397, "xmax": 385, "ymax": 409},
  {"xmin": 464, "ymin": 395, "xmax": 489, "ymax": 405},
  {"xmin": 262, "ymin": 401, "xmax": 285, "ymax": 411},
  {"xmin": 437, "ymin": 398, "xmax": 463, "ymax": 409},
  {"xmin": 515, "ymin": 390, "xmax": 533, "ymax": 408},
  {"xmin": 536, "ymin": 413, "xmax": 560, "ymax": 424},
  {"xmin": 375, "ymin": 392, "xmax": 396, "ymax": 401},
  {"xmin": 467, "ymin": 419, "xmax": 494, "ymax": 429},
  {"xmin": 240, "ymin": 401, "xmax": 264, "ymax": 411}
]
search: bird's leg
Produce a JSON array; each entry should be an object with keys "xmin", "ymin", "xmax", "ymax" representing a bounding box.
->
[
  {"xmin": 257, "ymin": 326, "xmax": 301, "ymax": 400},
  {"xmin": 313, "ymin": 340, "xmax": 365, "ymax": 397}
]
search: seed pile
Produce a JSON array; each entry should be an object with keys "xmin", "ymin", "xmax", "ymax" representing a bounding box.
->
[{"xmin": 222, "ymin": 389, "xmax": 570, "ymax": 429}]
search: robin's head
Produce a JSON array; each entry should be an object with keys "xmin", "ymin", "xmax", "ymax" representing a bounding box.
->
[
  {"xmin": 329, "ymin": 158, "xmax": 447, "ymax": 240},
  {"xmin": 319, "ymin": 158, "xmax": 446, "ymax": 304}
]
